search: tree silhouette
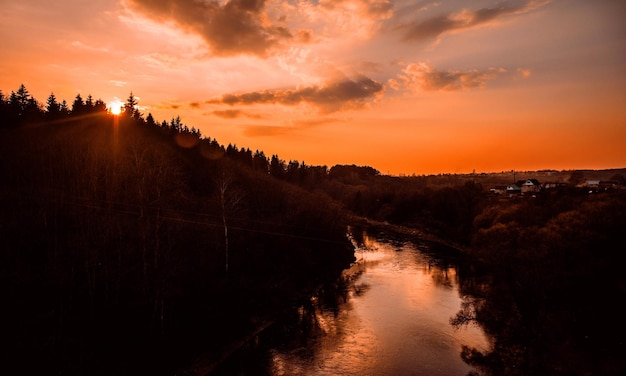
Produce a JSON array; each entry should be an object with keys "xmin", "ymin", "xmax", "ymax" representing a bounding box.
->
[
  {"xmin": 13, "ymin": 84, "xmax": 31, "ymax": 114},
  {"xmin": 71, "ymin": 94, "xmax": 85, "ymax": 115},
  {"xmin": 60, "ymin": 99, "xmax": 70, "ymax": 116},
  {"xmin": 270, "ymin": 154, "xmax": 286, "ymax": 178},
  {"xmin": 146, "ymin": 113, "xmax": 156, "ymax": 127},
  {"xmin": 124, "ymin": 92, "xmax": 142, "ymax": 121},
  {"xmin": 85, "ymin": 94, "xmax": 94, "ymax": 109},
  {"xmin": 8, "ymin": 84, "xmax": 42, "ymax": 125},
  {"xmin": 216, "ymin": 168, "xmax": 245, "ymax": 272},
  {"xmin": 252, "ymin": 150, "xmax": 269, "ymax": 173},
  {"xmin": 45, "ymin": 92, "xmax": 61, "ymax": 120},
  {"xmin": 93, "ymin": 99, "xmax": 107, "ymax": 113}
]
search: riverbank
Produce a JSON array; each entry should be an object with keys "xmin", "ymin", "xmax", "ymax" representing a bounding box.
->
[
  {"xmin": 175, "ymin": 260, "xmax": 354, "ymax": 375},
  {"xmin": 348, "ymin": 215, "xmax": 466, "ymax": 255},
  {"xmin": 186, "ymin": 226, "xmax": 489, "ymax": 376},
  {"xmin": 176, "ymin": 219, "xmax": 465, "ymax": 375}
]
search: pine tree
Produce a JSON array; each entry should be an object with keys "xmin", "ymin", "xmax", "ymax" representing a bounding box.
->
[
  {"xmin": 85, "ymin": 94, "xmax": 94, "ymax": 110},
  {"xmin": 60, "ymin": 100, "xmax": 70, "ymax": 116},
  {"xmin": 270, "ymin": 155, "xmax": 286, "ymax": 178},
  {"xmin": 170, "ymin": 116, "xmax": 182, "ymax": 132},
  {"xmin": 253, "ymin": 150, "xmax": 269, "ymax": 172},
  {"xmin": 46, "ymin": 92, "xmax": 61, "ymax": 120},
  {"xmin": 9, "ymin": 84, "xmax": 42, "ymax": 124},
  {"xmin": 93, "ymin": 99, "xmax": 107, "ymax": 113},
  {"xmin": 13, "ymin": 84, "xmax": 31, "ymax": 116},
  {"xmin": 146, "ymin": 113, "xmax": 156, "ymax": 127},
  {"xmin": 72, "ymin": 94, "xmax": 84, "ymax": 115},
  {"xmin": 124, "ymin": 92, "xmax": 142, "ymax": 122}
]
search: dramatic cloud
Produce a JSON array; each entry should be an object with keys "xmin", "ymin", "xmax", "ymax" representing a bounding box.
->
[
  {"xmin": 392, "ymin": 62, "xmax": 505, "ymax": 91},
  {"xmin": 125, "ymin": 0, "xmax": 292, "ymax": 56},
  {"xmin": 403, "ymin": 0, "xmax": 549, "ymax": 41},
  {"xmin": 208, "ymin": 76, "xmax": 384, "ymax": 112}
]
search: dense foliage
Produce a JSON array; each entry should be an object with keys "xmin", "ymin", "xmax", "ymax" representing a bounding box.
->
[
  {"xmin": 0, "ymin": 86, "xmax": 354, "ymax": 375},
  {"xmin": 453, "ymin": 190, "xmax": 626, "ymax": 375}
]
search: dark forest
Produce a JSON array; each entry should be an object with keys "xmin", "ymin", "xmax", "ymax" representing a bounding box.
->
[{"xmin": 2, "ymin": 85, "xmax": 625, "ymax": 375}]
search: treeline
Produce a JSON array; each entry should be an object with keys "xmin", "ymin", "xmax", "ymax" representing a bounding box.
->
[
  {"xmin": 1, "ymin": 84, "xmax": 107, "ymax": 126},
  {"xmin": 0, "ymin": 85, "xmax": 355, "ymax": 375},
  {"xmin": 452, "ymin": 188, "xmax": 626, "ymax": 375},
  {"xmin": 0, "ymin": 85, "xmax": 373, "ymax": 186}
]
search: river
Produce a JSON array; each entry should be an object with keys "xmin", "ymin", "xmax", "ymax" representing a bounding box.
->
[{"xmin": 209, "ymin": 226, "xmax": 490, "ymax": 375}]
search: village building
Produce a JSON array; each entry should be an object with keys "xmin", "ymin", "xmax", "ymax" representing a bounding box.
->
[
  {"xmin": 489, "ymin": 185, "xmax": 508, "ymax": 195},
  {"xmin": 518, "ymin": 179, "xmax": 542, "ymax": 194},
  {"xmin": 492, "ymin": 179, "xmax": 542, "ymax": 196},
  {"xmin": 506, "ymin": 184, "xmax": 521, "ymax": 195},
  {"xmin": 543, "ymin": 182, "xmax": 569, "ymax": 190}
]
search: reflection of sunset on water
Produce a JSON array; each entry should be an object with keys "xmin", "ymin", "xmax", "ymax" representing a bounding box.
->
[{"xmin": 259, "ymin": 230, "xmax": 489, "ymax": 376}]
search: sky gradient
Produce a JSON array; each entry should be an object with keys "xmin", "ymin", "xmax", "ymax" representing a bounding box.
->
[{"xmin": 2, "ymin": 0, "xmax": 625, "ymax": 175}]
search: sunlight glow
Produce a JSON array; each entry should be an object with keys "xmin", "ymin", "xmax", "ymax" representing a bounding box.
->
[{"xmin": 108, "ymin": 100, "xmax": 123, "ymax": 115}]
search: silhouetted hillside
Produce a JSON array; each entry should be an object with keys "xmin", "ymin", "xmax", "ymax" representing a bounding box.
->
[{"xmin": 0, "ymin": 87, "xmax": 354, "ymax": 375}]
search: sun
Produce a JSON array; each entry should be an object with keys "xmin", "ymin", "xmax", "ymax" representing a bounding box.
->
[{"xmin": 108, "ymin": 100, "xmax": 124, "ymax": 115}]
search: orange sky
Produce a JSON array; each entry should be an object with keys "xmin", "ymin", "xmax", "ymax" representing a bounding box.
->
[{"xmin": 1, "ymin": 0, "xmax": 625, "ymax": 175}]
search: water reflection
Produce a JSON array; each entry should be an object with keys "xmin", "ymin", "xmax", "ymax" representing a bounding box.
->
[{"xmin": 211, "ymin": 227, "xmax": 489, "ymax": 375}]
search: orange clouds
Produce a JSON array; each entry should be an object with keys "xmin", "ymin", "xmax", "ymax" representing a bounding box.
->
[
  {"xmin": 391, "ymin": 62, "xmax": 506, "ymax": 91},
  {"xmin": 125, "ymin": 0, "xmax": 293, "ymax": 56},
  {"xmin": 211, "ymin": 109, "xmax": 261, "ymax": 119},
  {"xmin": 207, "ymin": 76, "xmax": 384, "ymax": 113}
]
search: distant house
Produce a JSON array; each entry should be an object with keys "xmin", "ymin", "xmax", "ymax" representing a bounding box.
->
[
  {"xmin": 496, "ymin": 179, "xmax": 540, "ymax": 196},
  {"xmin": 517, "ymin": 179, "xmax": 541, "ymax": 194},
  {"xmin": 582, "ymin": 180, "xmax": 620, "ymax": 192},
  {"xmin": 489, "ymin": 185, "xmax": 508, "ymax": 195},
  {"xmin": 506, "ymin": 184, "xmax": 521, "ymax": 195},
  {"xmin": 543, "ymin": 182, "xmax": 569, "ymax": 190}
]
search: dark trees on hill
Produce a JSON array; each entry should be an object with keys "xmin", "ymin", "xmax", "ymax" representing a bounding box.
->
[
  {"xmin": 0, "ymin": 84, "xmax": 43, "ymax": 126},
  {"xmin": 0, "ymin": 86, "xmax": 354, "ymax": 375},
  {"xmin": 1, "ymin": 84, "xmax": 113, "ymax": 128},
  {"xmin": 45, "ymin": 92, "xmax": 61, "ymax": 120},
  {"xmin": 329, "ymin": 164, "xmax": 380, "ymax": 180},
  {"xmin": 454, "ymin": 190, "xmax": 626, "ymax": 375}
]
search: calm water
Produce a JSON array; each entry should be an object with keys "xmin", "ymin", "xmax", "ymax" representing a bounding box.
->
[{"xmin": 212, "ymin": 228, "xmax": 490, "ymax": 375}]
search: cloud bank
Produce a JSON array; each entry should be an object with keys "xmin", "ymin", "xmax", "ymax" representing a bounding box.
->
[
  {"xmin": 392, "ymin": 62, "xmax": 506, "ymax": 91},
  {"xmin": 403, "ymin": 0, "xmax": 549, "ymax": 41},
  {"xmin": 208, "ymin": 76, "xmax": 384, "ymax": 112}
]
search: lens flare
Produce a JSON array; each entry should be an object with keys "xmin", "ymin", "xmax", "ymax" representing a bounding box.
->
[{"xmin": 108, "ymin": 99, "xmax": 124, "ymax": 115}]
